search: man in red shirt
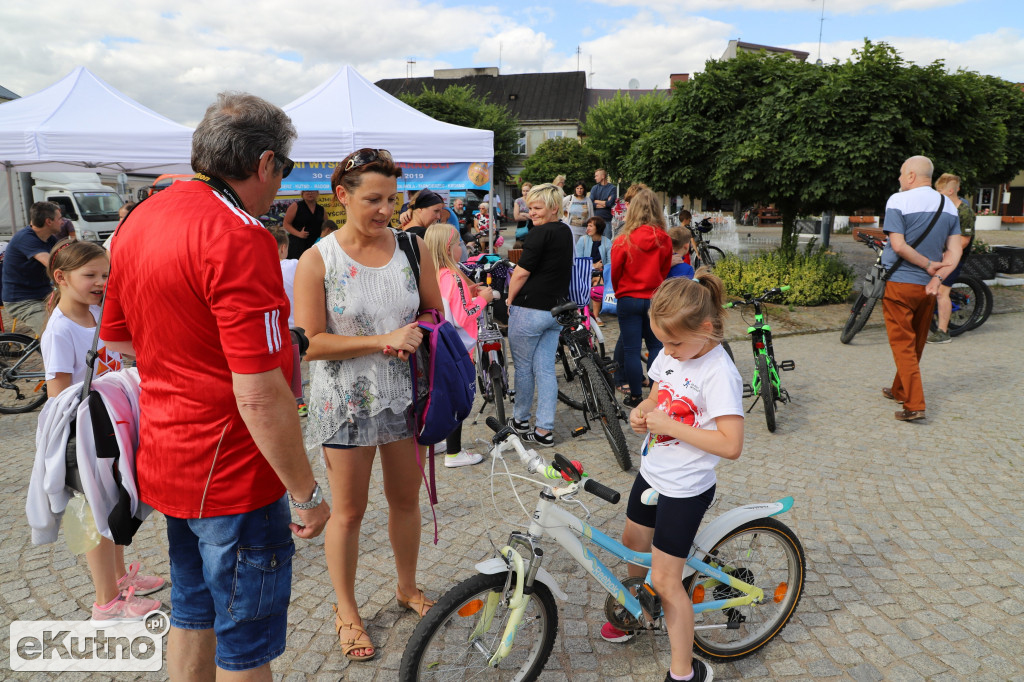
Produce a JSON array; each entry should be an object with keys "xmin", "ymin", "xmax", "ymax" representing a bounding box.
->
[{"xmin": 102, "ymin": 93, "xmax": 329, "ymax": 680}]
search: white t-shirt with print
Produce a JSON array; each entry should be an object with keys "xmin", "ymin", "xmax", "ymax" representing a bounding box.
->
[
  {"xmin": 280, "ymin": 259, "xmax": 298, "ymax": 328},
  {"xmin": 640, "ymin": 344, "xmax": 744, "ymax": 498},
  {"xmin": 41, "ymin": 305, "xmax": 123, "ymax": 383}
]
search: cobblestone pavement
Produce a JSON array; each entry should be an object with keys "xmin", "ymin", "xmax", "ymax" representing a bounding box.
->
[{"xmin": 2, "ymin": 311, "xmax": 1023, "ymax": 681}]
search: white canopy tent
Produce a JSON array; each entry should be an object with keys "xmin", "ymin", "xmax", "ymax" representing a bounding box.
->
[
  {"xmin": 0, "ymin": 66, "xmax": 194, "ymax": 174},
  {"xmin": 283, "ymin": 66, "xmax": 493, "ymax": 163}
]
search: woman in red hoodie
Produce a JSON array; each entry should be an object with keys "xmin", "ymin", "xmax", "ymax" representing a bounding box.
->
[{"xmin": 611, "ymin": 188, "xmax": 674, "ymax": 407}]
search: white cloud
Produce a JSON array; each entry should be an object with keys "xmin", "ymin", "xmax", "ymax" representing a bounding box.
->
[{"xmin": 589, "ymin": 0, "xmax": 968, "ymax": 14}]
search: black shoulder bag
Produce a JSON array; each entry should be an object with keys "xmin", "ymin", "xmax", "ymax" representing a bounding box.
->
[{"xmin": 864, "ymin": 196, "xmax": 945, "ymax": 298}]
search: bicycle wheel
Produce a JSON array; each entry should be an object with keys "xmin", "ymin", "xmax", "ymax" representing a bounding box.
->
[
  {"xmin": 945, "ymin": 276, "xmax": 984, "ymax": 337},
  {"xmin": 556, "ymin": 345, "xmax": 585, "ymax": 411},
  {"xmin": 579, "ymin": 355, "xmax": 631, "ymax": 471},
  {"xmin": 703, "ymin": 245, "xmax": 726, "ymax": 268},
  {"xmin": 684, "ymin": 517, "xmax": 805, "ymax": 661},
  {"xmin": 755, "ymin": 355, "xmax": 776, "ymax": 433},
  {"xmin": 488, "ymin": 362, "xmax": 506, "ymax": 424},
  {"xmin": 400, "ymin": 571, "xmax": 558, "ymax": 682},
  {"xmin": 0, "ymin": 334, "xmax": 47, "ymax": 415},
  {"xmin": 965, "ymin": 279, "xmax": 993, "ymax": 332},
  {"xmin": 839, "ymin": 293, "xmax": 877, "ymax": 344}
]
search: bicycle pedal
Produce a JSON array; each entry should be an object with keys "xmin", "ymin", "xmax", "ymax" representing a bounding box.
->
[
  {"xmin": 742, "ymin": 383, "xmax": 754, "ymax": 398},
  {"xmin": 571, "ymin": 426, "xmax": 587, "ymax": 438},
  {"xmin": 779, "ymin": 360, "xmax": 796, "ymax": 371},
  {"xmin": 780, "ymin": 389, "xmax": 792, "ymax": 403},
  {"xmin": 637, "ymin": 583, "xmax": 662, "ymax": 620}
]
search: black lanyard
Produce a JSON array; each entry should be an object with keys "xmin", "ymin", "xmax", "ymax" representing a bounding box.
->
[{"xmin": 194, "ymin": 172, "xmax": 246, "ymax": 213}]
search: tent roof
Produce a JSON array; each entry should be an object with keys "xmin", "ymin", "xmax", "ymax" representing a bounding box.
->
[
  {"xmin": 0, "ymin": 67, "xmax": 193, "ymax": 173},
  {"xmin": 283, "ymin": 66, "xmax": 493, "ymax": 163}
]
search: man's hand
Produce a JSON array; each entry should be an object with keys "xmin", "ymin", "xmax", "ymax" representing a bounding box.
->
[
  {"xmin": 291, "ymin": 500, "xmax": 330, "ymax": 539},
  {"xmin": 925, "ymin": 276, "xmax": 942, "ymax": 296}
]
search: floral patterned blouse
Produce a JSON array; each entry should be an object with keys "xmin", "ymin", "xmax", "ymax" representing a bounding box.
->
[{"xmin": 305, "ymin": 231, "xmax": 420, "ymax": 448}]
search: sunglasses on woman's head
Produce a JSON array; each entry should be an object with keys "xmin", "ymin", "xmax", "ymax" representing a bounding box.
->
[{"xmin": 343, "ymin": 149, "xmax": 393, "ymax": 173}]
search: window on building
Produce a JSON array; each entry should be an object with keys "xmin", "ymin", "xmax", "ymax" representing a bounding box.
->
[
  {"xmin": 514, "ymin": 131, "xmax": 527, "ymax": 155},
  {"xmin": 545, "ymin": 130, "xmax": 565, "ymax": 140}
]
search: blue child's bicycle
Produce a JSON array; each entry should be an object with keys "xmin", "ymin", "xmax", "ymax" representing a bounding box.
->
[{"xmin": 400, "ymin": 418, "xmax": 805, "ymax": 680}]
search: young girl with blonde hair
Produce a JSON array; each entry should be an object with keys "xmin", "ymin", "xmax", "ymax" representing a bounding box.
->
[
  {"xmin": 601, "ymin": 269, "xmax": 744, "ymax": 682},
  {"xmin": 423, "ymin": 222, "xmax": 493, "ymax": 467},
  {"xmin": 41, "ymin": 239, "xmax": 166, "ymax": 624}
]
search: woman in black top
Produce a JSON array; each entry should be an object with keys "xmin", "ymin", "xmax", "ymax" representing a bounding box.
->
[
  {"xmin": 506, "ymin": 183, "xmax": 573, "ymax": 447},
  {"xmin": 284, "ymin": 190, "xmax": 325, "ymax": 259}
]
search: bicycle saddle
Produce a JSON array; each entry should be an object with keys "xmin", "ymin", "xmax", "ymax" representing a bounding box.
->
[{"xmin": 550, "ymin": 301, "xmax": 578, "ymax": 317}]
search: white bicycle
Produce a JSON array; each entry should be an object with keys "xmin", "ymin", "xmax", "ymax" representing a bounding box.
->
[{"xmin": 400, "ymin": 418, "xmax": 805, "ymax": 680}]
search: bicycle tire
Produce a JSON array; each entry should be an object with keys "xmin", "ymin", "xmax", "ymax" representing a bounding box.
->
[
  {"xmin": 965, "ymin": 279, "xmax": 993, "ymax": 332},
  {"xmin": 399, "ymin": 571, "xmax": 558, "ymax": 682},
  {"xmin": 488, "ymin": 362, "xmax": 506, "ymax": 424},
  {"xmin": 755, "ymin": 354, "xmax": 776, "ymax": 433},
  {"xmin": 704, "ymin": 245, "xmax": 726, "ymax": 268},
  {"xmin": 839, "ymin": 293, "xmax": 878, "ymax": 344},
  {"xmin": 579, "ymin": 354, "xmax": 632, "ymax": 471},
  {"xmin": 0, "ymin": 333, "xmax": 47, "ymax": 415},
  {"xmin": 944, "ymin": 276, "xmax": 985, "ymax": 337},
  {"xmin": 556, "ymin": 346, "xmax": 586, "ymax": 411},
  {"xmin": 683, "ymin": 517, "xmax": 805, "ymax": 661}
]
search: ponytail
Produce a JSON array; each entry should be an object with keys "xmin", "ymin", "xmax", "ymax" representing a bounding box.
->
[{"xmin": 649, "ymin": 267, "xmax": 726, "ymax": 342}]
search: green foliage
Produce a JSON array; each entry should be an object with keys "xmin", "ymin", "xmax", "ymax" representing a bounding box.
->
[
  {"xmin": 580, "ymin": 92, "xmax": 668, "ymax": 181},
  {"xmin": 398, "ymin": 84, "xmax": 519, "ymax": 181},
  {"xmin": 716, "ymin": 244, "xmax": 855, "ymax": 306},
  {"xmin": 623, "ymin": 40, "xmax": 1024, "ymax": 245},
  {"xmin": 519, "ymin": 137, "xmax": 600, "ymax": 187}
]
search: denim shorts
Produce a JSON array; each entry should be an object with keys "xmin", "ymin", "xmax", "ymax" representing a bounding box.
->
[{"xmin": 166, "ymin": 496, "xmax": 294, "ymax": 671}]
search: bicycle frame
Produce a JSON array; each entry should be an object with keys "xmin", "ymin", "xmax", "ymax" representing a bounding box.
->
[
  {"xmin": 476, "ymin": 302, "xmax": 509, "ymax": 403},
  {"xmin": 746, "ymin": 306, "xmax": 780, "ymax": 399},
  {"xmin": 1, "ymin": 338, "xmax": 45, "ymax": 393}
]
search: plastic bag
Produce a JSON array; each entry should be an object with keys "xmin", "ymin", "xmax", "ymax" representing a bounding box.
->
[{"xmin": 64, "ymin": 494, "xmax": 102, "ymax": 555}]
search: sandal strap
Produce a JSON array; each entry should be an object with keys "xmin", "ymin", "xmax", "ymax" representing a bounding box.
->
[{"xmin": 398, "ymin": 587, "xmax": 436, "ymax": 616}]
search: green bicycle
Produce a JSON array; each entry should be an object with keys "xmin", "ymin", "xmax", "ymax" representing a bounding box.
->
[{"xmin": 725, "ymin": 286, "xmax": 795, "ymax": 432}]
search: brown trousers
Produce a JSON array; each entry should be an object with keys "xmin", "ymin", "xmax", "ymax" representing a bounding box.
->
[{"xmin": 882, "ymin": 281, "xmax": 936, "ymax": 412}]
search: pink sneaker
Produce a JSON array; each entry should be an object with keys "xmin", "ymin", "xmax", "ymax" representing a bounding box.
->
[
  {"xmin": 91, "ymin": 586, "xmax": 161, "ymax": 626},
  {"xmin": 117, "ymin": 562, "xmax": 166, "ymax": 596},
  {"xmin": 600, "ymin": 622, "xmax": 634, "ymax": 643}
]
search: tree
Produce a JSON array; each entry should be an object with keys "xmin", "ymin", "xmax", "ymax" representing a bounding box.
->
[
  {"xmin": 580, "ymin": 91, "xmax": 668, "ymax": 181},
  {"xmin": 519, "ymin": 137, "xmax": 600, "ymax": 187},
  {"xmin": 623, "ymin": 41, "xmax": 1024, "ymax": 244},
  {"xmin": 398, "ymin": 84, "xmax": 520, "ymax": 181}
]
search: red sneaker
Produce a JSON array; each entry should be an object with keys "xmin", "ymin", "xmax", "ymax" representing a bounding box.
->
[{"xmin": 600, "ymin": 622, "xmax": 634, "ymax": 643}]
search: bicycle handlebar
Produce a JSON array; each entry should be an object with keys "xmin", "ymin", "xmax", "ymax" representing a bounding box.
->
[
  {"xmin": 484, "ymin": 416, "xmax": 620, "ymax": 503},
  {"xmin": 723, "ymin": 285, "xmax": 790, "ymax": 308}
]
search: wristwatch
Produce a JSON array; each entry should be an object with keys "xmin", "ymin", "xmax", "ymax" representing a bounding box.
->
[{"xmin": 290, "ymin": 482, "xmax": 323, "ymax": 510}]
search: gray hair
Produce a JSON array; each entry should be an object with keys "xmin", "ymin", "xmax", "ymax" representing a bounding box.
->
[
  {"xmin": 30, "ymin": 201, "xmax": 59, "ymax": 227},
  {"xmin": 191, "ymin": 92, "xmax": 297, "ymax": 180}
]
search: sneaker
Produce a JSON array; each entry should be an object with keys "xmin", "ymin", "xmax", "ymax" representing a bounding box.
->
[
  {"xmin": 601, "ymin": 621, "xmax": 634, "ymax": 643},
  {"xmin": 926, "ymin": 329, "xmax": 951, "ymax": 344},
  {"xmin": 297, "ymin": 401, "xmax": 309, "ymax": 417},
  {"xmin": 622, "ymin": 395, "xmax": 643, "ymax": 408},
  {"xmin": 91, "ymin": 586, "xmax": 161, "ymax": 626},
  {"xmin": 506, "ymin": 417, "xmax": 530, "ymax": 434},
  {"xmin": 521, "ymin": 430, "xmax": 554, "ymax": 448},
  {"xmin": 664, "ymin": 659, "xmax": 714, "ymax": 682},
  {"xmin": 444, "ymin": 450, "xmax": 484, "ymax": 468},
  {"xmin": 117, "ymin": 562, "xmax": 166, "ymax": 596}
]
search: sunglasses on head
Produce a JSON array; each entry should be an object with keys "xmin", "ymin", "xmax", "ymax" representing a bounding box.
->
[
  {"xmin": 343, "ymin": 148, "xmax": 393, "ymax": 173},
  {"xmin": 261, "ymin": 150, "xmax": 295, "ymax": 179}
]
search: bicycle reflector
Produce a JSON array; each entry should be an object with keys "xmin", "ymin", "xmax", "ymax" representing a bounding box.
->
[
  {"xmin": 692, "ymin": 584, "xmax": 705, "ymax": 603},
  {"xmin": 755, "ymin": 342, "xmax": 765, "ymax": 349},
  {"xmin": 773, "ymin": 583, "xmax": 788, "ymax": 603},
  {"xmin": 458, "ymin": 599, "xmax": 484, "ymax": 617}
]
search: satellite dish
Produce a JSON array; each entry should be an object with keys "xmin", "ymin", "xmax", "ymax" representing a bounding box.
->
[{"xmin": 628, "ymin": 78, "xmax": 640, "ymax": 89}]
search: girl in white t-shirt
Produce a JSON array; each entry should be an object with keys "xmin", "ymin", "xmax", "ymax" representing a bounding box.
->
[
  {"xmin": 601, "ymin": 269, "xmax": 744, "ymax": 682},
  {"xmin": 42, "ymin": 239, "xmax": 165, "ymax": 623}
]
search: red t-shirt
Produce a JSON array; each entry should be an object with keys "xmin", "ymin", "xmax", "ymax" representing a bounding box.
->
[{"xmin": 101, "ymin": 181, "xmax": 293, "ymax": 518}]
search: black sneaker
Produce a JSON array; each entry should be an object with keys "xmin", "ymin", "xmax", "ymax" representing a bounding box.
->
[
  {"xmin": 506, "ymin": 417, "xmax": 530, "ymax": 434},
  {"xmin": 664, "ymin": 659, "xmax": 714, "ymax": 682},
  {"xmin": 521, "ymin": 430, "xmax": 555, "ymax": 448},
  {"xmin": 623, "ymin": 394, "xmax": 643, "ymax": 408}
]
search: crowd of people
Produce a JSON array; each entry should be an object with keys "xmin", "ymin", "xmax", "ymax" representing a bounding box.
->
[{"xmin": 3, "ymin": 74, "xmax": 974, "ymax": 680}]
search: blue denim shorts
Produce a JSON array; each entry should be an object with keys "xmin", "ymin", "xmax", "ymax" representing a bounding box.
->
[{"xmin": 166, "ymin": 496, "xmax": 294, "ymax": 671}]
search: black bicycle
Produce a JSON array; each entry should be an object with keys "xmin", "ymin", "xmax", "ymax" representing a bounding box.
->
[
  {"xmin": 552, "ymin": 301, "xmax": 631, "ymax": 471},
  {"xmin": 0, "ymin": 334, "xmax": 47, "ymax": 414},
  {"xmin": 841, "ymin": 232, "xmax": 989, "ymax": 343},
  {"xmin": 693, "ymin": 218, "xmax": 727, "ymax": 268}
]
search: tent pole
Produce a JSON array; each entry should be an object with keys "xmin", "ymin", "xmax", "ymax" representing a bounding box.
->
[{"xmin": 4, "ymin": 162, "xmax": 17, "ymax": 234}]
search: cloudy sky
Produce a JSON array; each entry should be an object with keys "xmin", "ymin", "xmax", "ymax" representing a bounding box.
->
[{"xmin": 1, "ymin": 0, "xmax": 1021, "ymax": 125}]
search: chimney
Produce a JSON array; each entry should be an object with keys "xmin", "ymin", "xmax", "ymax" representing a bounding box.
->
[{"xmin": 670, "ymin": 73, "xmax": 689, "ymax": 87}]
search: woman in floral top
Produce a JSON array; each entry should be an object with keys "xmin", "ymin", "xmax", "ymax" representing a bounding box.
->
[{"xmin": 294, "ymin": 148, "xmax": 443, "ymax": 661}]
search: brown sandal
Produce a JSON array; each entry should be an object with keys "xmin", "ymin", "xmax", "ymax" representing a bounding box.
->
[
  {"xmin": 396, "ymin": 587, "xmax": 435, "ymax": 618},
  {"xmin": 333, "ymin": 605, "xmax": 375, "ymax": 661}
]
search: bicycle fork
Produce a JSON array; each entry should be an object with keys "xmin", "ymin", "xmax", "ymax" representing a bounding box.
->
[{"xmin": 476, "ymin": 539, "xmax": 545, "ymax": 667}]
